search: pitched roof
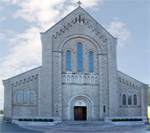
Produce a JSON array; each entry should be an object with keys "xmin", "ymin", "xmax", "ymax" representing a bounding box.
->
[{"xmin": 41, "ymin": 6, "xmax": 116, "ymax": 39}]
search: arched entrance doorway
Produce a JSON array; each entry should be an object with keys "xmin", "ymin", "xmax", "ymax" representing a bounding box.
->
[
  {"xmin": 74, "ymin": 101, "xmax": 87, "ymax": 120},
  {"xmin": 69, "ymin": 95, "xmax": 93, "ymax": 121}
]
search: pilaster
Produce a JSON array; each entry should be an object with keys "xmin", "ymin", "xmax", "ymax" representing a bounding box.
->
[
  {"xmin": 40, "ymin": 33, "xmax": 53, "ymax": 117},
  {"xmin": 52, "ymin": 52, "xmax": 62, "ymax": 118},
  {"xmin": 108, "ymin": 38, "xmax": 119, "ymax": 117},
  {"xmin": 99, "ymin": 54, "xmax": 109, "ymax": 119},
  {"xmin": 3, "ymin": 80, "xmax": 12, "ymax": 121}
]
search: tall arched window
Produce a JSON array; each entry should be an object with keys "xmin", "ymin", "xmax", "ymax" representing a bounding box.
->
[
  {"xmin": 122, "ymin": 94, "xmax": 126, "ymax": 105},
  {"xmin": 30, "ymin": 92, "xmax": 35, "ymax": 104},
  {"xmin": 128, "ymin": 90, "xmax": 132, "ymax": 105},
  {"xmin": 89, "ymin": 51, "xmax": 94, "ymax": 72},
  {"xmin": 77, "ymin": 43, "xmax": 83, "ymax": 72},
  {"xmin": 16, "ymin": 91, "xmax": 21, "ymax": 104},
  {"xmin": 133, "ymin": 94, "xmax": 137, "ymax": 105},
  {"xmin": 66, "ymin": 50, "xmax": 71, "ymax": 71},
  {"xmin": 23, "ymin": 88, "xmax": 28, "ymax": 104}
]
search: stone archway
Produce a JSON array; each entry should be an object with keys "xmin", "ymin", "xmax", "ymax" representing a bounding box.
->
[{"xmin": 69, "ymin": 95, "xmax": 93, "ymax": 121}]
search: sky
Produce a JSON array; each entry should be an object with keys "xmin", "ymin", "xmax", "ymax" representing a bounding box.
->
[{"xmin": 0, "ymin": 0, "xmax": 149, "ymax": 110}]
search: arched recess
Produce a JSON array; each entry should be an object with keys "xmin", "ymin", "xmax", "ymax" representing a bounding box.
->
[
  {"xmin": 59, "ymin": 34, "xmax": 102, "ymax": 54},
  {"xmin": 68, "ymin": 95, "xmax": 93, "ymax": 120}
]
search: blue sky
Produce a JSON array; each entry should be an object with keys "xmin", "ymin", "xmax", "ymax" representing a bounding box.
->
[{"xmin": 0, "ymin": 0, "xmax": 149, "ymax": 110}]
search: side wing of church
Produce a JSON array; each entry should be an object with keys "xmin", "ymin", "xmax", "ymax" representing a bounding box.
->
[{"xmin": 3, "ymin": 6, "xmax": 148, "ymax": 122}]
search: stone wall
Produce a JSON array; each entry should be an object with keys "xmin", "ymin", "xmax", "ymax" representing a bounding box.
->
[
  {"xmin": 48, "ymin": 7, "xmax": 118, "ymax": 120},
  {"xmin": 3, "ymin": 67, "xmax": 41, "ymax": 120},
  {"xmin": 118, "ymin": 71, "xmax": 148, "ymax": 117},
  {"xmin": 62, "ymin": 84, "xmax": 99, "ymax": 120},
  {"xmin": 3, "ymin": 6, "xmax": 147, "ymax": 122}
]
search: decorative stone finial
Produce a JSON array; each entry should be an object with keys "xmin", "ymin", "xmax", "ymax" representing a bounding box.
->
[{"xmin": 77, "ymin": 1, "xmax": 82, "ymax": 7}]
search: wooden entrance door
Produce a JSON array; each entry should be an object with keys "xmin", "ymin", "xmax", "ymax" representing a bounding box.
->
[{"xmin": 74, "ymin": 106, "xmax": 86, "ymax": 120}]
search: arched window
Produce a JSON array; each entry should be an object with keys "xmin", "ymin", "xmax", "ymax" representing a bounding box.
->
[
  {"xmin": 66, "ymin": 50, "xmax": 71, "ymax": 71},
  {"xmin": 89, "ymin": 51, "xmax": 94, "ymax": 72},
  {"xmin": 30, "ymin": 92, "xmax": 35, "ymax": 104},
  {"xmin": 77, "ymin": 43, "xmax": 83, "ymax": 72},
  {"xmin": 16, "ymin": 91, "xmax": 21, "ymax": 104},
  {"xmin": 128, "ymin": 90, "xmax": 132, "ymax": 105},
  {"xmin": 122, "ymin": 94, "xmax": 126, "ymax": 105},
  {"xmin": 133, "ymin": 94, "xmax": 137, "ymax": 105},
  {"xmin": 23, "ymin": 88, "xmax": 28, "ymax": 104}
]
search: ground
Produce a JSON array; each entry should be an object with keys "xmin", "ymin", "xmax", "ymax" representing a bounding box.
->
[
  {"xmin": 1, "ymin": 121, "xmax": 149, "ymax": 133},
  {"xmin": 0, "ymin": 121, "xmax": 42, "ymax": 132},
  {"xmin": 0, "ymin": 115, "xmax": 150, "ymax": 133}
]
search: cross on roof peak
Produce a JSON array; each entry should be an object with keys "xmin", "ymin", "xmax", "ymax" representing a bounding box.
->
[{"xmin": 77, "ymin": 1, "xmax": 82, "ymax": 7}]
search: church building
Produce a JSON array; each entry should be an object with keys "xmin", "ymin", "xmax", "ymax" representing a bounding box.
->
[{"xmin": 3, "ymin": 5, "xmax": 148, "ymax": 122}]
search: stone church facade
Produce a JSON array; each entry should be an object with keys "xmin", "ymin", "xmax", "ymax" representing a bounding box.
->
[{"xmin": 3, "ymin": 6, "xmax": 148, "ymax": 122}]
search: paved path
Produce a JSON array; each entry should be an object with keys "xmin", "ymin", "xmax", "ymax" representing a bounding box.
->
[
  {"xmin": 0, "ymin": 121, "xmax": 43, "ymax": 133},
  {"xmin": 0, "ymin": 121, "xmax": 150, "ymax": 133}
]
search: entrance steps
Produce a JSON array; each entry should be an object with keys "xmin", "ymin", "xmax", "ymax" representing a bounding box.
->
[{"xmin": 57, "ymin": 121, "xmax": 112, "ymax": 127}]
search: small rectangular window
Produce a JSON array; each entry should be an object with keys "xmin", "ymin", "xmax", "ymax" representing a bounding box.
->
[
  {"xmin": 119, "ymin": 77, "xmax": 121, "ymax": 82},
  {"xmin": 126, "ymin": 80, "xmax": 128, "ymax": 85},
  {"xmin": 133, "ymin": 94, "xmax": 137, "ymax": 105},
  {"xmin": 122, "ymin": 94, "xmax": 126, "ymax": 105},
  {"xmin": 103, "ymin": 105, "xmax": 106, "ymax": 113}
]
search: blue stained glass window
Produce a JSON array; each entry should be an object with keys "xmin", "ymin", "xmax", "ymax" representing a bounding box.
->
[
  {"xmin": 128, "ymin": 90, "xmax": 132, "ymax": 105},
  {"xmin": 89, "ymin": 52, "xmax": 94, "ymax": 72},
  {"xmin": 122, "ymin": 94, "xmax": 126, "ymax": 105},
  {"xmin": 133, "ymin": 94, "xmax": 137, "ymax": 105},
  {"xmin": 77, "ymin": 44, "xmax": 83, "ymax": 72},
  {"xmin": 66, "ymin": 50, "xmax": 71, "ymax": 71},
  {"xmin": 23, "ymin": 88, "xmax": 28, "ymax": 104},
  {"xmin": 30, "ymin": 92, "xmax": 34, "ymax": 104},
  {"xmin": 16, "ymin": 91, "xmax": 21, "ymax": 104}
]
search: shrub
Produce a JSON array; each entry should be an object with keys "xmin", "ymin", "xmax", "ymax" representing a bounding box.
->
[
  {"xmin": 48, "ymin": 119, "xmax": 54, "ymax": 122},
  {"xmin": 33, "ymin": 119, "xmax": 38, "ymax": 122},
  {"xmin": 23, "ymin": 119, "xmax": 29, "ymax": 121},
  {"xmin": 44, "ymin": 119, "xmax": 48, "ymax": 122},
  {"xmin": 18, "ymin": 118, "xmax": 54, "ymax": 122},
  {"xmin": 38, "ymin": 119, "xmax": 43, "ymax": 122},
  {"xmin": 18, "ymin": 119, "xmax": 23, "ymax": 121},
  {"xmin": 112, "ymin": 118, "xmax": 143, "ymax": 122}
]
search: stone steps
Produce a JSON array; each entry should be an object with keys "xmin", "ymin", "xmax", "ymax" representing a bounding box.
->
[{"xmin": 56, "ymin": 121, "xmax": 112, "ymax": 127}]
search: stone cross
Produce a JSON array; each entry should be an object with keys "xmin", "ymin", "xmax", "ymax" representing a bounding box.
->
[{"xmin": 77, "ymin": 1, "xmax": 82, "ymax": 6}]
